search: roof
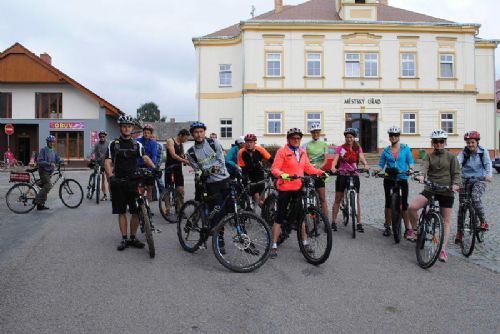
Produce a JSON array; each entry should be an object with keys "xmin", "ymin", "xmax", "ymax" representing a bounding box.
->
[
  {"xmin": 203, "ymin": 0, "xmax": 454, "ymax": 38},
  {"xmin": 144, "ymin": 121, "xmax": 193, "ymax": 141},
  {"xmin": 0, "ymin": 43, "xmax": 122, "ymax": 117}
]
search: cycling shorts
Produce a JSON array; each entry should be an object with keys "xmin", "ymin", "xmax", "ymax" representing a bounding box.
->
[
  {"xmin": 165, "ymin": 165, "xmax": 184, "ymax": 187},
  {"xmin": 110, "ymin": 178, "xmax": 138, "ymax": 214},
  {"xmin": 420, "ymin": 190, "xmax": 454, "ymax": 209},
  {"xmin": 245, "ymin": 172, "xmax": 265, "ymax": 195},
  {"xmin": 305, "ymin": 173, "xmax": 325, "ymax": 189},
  {"xmin": 276, "ymin": 191, "xmax": 300, "ymax": 225},
  {"xmin": 384, "ymin": 179, "xmax": 409, "ymax": 210},
  {"xmin": 335, "ymin": 175, "xmax": 360, "ymax": 193}
]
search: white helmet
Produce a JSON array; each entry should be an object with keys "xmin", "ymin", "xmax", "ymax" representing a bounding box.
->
[
  {"xmin": 309, "ymin": 123, "xmax": 322, "ymax": 132},
  {"xmin": 387, "ymin": 126, "xmax": 401, "ymax": 134},
  {"xmin": 235, "ymin": 136, "xmax": 245, "ymax": 145},
  {"xmin": 430, "ymin": 129, "xmax": 448, "ymax": 139}
]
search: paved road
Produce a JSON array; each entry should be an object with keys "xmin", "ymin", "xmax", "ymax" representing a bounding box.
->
[{"xmin": 0, "ymin": 169, "xmax": 499, "ymax": 334}]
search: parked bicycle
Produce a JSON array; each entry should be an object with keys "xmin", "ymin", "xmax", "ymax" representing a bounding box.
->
[
  {"xmin": 177, "ymin": 171, "xmax": 271, "ymax": 273},
  {"xmin": 159, "ymin": 165, "xmax": 183, "ymax": 223},
  {"xmin": 458, "ymin": 176, "xmax": 486, "ymax": 257},
  {"xmin": 86, "ymin": 160, "xmax": 103, "ymax": 204},
  {"xmin": 6, "ymin": 163, "xmax": 83, "ymax": 214}
]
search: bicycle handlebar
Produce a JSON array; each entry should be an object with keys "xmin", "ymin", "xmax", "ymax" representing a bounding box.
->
[
  {"xmin": 412, "ymin": 176, "xmax": 453, "ymax": 191},
  {"xmin": 373, "ymin": 170, "xmax": 419, "ymax": 178}
]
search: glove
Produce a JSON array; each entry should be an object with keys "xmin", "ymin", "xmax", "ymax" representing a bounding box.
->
[
  {"xmin": 195, "ymin": 170, "xmax": 203, "ymax": 177},
  {"xmin": 321, "ymin": 172, "xmax": 330, "ymax": 183},
  {"xmin": 280, "ymin": 173, "xmax": 290, "ymax": 181}
]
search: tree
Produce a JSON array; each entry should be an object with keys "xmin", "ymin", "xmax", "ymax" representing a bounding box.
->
[{"xmin": 136, "ymin": 102, "xmax": 161, "ymax": 122}]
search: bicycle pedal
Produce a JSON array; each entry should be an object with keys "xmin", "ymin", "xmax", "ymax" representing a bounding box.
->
[{"xmin": 154, "ymin": 228, "xmax": 162, "ymax": 234}]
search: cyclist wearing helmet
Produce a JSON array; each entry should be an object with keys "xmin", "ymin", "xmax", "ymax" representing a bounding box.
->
[
  {"xmin": 455, "ymin": 130, "xmax": 492, "ymax": 243},
  {"xmin": 408, "ymin": 129, "xmax": 461, "ymax": 262},
  {"xmin": 303, "ymin": 123, "xmax": 329, "ymax": 218},
  {"xmin": 270, "ymin": 128, "xmax": 327, "ymax": 259},
  {"xmin": 164, "ymin": 129, "xmax": 190, "ymax": 213},
  {"xmin": 225, "ymin": 136, "xmax": 245, "ymax": 177},
  {"xmin": 237, "ymin": 134, "xmax": 273, "ymax": 207},
  {"xmin": 34, "ymin": 135, "xmax": 61, "ymax": 210},
  {"xmin": 104, "ymin": 115, "xmax": 157, "ymax": 251},
  {"xmin": 136, "ymin": 124, "xmax": 158, "ymax": 201},
  {"xmin": 330, "ymin": 128, "xmax": 369, "ymax": 232},
  {"xmin": 92, "ymin": 130, "xmax": 110, "ymax": 200},
  {"xmin": 375, "ymin": 126, "xmax": 415, "ymax": 239}
]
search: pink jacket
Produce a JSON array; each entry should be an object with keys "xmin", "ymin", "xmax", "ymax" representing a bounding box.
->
[{"xmin": 271, "ymin": 144, "xmax": 323, "ymax": 191}]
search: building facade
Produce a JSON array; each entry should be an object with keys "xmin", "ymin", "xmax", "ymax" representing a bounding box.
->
[
  {"xmin": 0, "ymin": 43, "xmax": 122, "ymax": 165},
  {"xmin": 194, "ymin": 0, "xmax": 498, "ymax": 156}
]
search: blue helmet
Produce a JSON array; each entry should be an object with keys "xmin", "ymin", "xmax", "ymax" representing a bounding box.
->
[
  {"xmin": 46, "ymin": 135, "xmax": 56, "ymax": 142},
  {"xmin": 189, "ymin": 121, "xmax": 206, "ymax": 134}
]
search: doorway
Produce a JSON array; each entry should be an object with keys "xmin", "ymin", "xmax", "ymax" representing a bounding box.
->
[
  {"xmin": 345, "ymin": 113, "xmax": 378, "ymax": 153},
  {"xmin": 18, "ymin": 137, "xmax": 30, "ymax": 165}
]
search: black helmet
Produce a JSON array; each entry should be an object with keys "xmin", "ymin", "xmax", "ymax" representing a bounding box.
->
[
  {"xmin": 189, "ymin": 121, "xmax": 206, "ymax": 134},
  {"xmin": 178, "ymin": 129, "xmax": 190, "ymax": 136},
  {"xmin": 117, "ymin": 115, "xmax": 135, "ymax": 125}
]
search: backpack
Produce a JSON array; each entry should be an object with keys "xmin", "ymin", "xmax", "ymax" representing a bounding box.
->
[
  {"xmin": 462, "ymin": 147, "xmax": 487, "ymax": 170},
  {"xmin": 187, "ymin": 138, "xmax": 217, "ymax": 163},
  {"xmin": 112, "ymin": 138, "xmax": 140, "ymax": 162},
  {"xmin": 336, "ymin": 144, "xmax": 359, "ymax": 169}
]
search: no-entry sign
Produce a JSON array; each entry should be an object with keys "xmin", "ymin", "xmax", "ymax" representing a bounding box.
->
[{"xmin": 4, "ymin": 124, "xmax": 14, "ymax": 136}]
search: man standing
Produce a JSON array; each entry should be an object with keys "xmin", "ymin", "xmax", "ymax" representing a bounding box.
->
[
  {"xmin": 93, "ymin": 130, "xmax": 110, "ymax": 200},
  {"xmin": 136, "ymin": 124, "xmax": 158, "ymax": 201},
  {"xmin": 34, "ymin": 135, "xmax": 61, "ymax": 210},
  {"xmin": 164, "ymin": 129, "xmax": 190, "ymax": 213}
]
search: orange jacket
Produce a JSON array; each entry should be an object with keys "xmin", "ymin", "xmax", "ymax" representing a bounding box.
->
[{"xmin": 271, "ymin": 144, "xmax": 323, "ymax": 191}]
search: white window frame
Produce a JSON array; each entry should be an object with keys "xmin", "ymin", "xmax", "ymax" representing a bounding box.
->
[
  {"xmin": 220, "ymin": 118, "xmax": 233, "ymax": 138},
  {"xmin": 267, "ymin": 112, "xmax": 283, "ymax": 134},
  {"xmin": 306, "ymin": 53, "xmax": 322, "ymax": 77},
  {"xmin": 364, "ymin": 53, "xmax": 378, "ymax": 77},
  {"xmin": 439, "ymin": 54, "xmax": 454, "ymax": 78},
  {"xmin": 440, "ymin": 112, "xmax": 455, "ymax": 134},
  {"xmin": 219, "ymin": 64, "xmax": 232, "ymax": 87},
  {"xmin": 345, "ymin": 53, "xmax": 360, "ymax": 78},
  {"xmin": 402, "ymin": 112, "xmax": 417, "ymax": 134},
  {"xmin": 401, "ymin": 53, "xmax": 416, "ymax": 78},
  {"xmin": 266, "ymin": 53, "xmax": 282, "ymax": 77},
  {"xmin": 306, "ymin": 112, "xmax": 322, "ymax": 132}
]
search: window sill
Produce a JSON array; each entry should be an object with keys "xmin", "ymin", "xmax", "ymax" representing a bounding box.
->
[
  {"xmin": 401, "ymin": 133, "xmax": 420, "ymax": 137},
  {"xmin": 437, "ymin": 77, "xmax": 458, "ymax": 81},
  {"xmin": 399, "ymin": 77, "xmax": 420, "ymax": 80},
  {"xmin": 304, "ymin": 76, "xmax": 325, "ymax": 79},
  {"xmin": 264, "ymin": 76, "xmax": 285, "ymax": 80},
  {"xmin": 264, "ymin": 133, "xmax": 285, "ymax": 137},
  {"xmin": 447, "ymin": 133, "xmax": 459, "ymax": 137},
  {"xmin": 219, "ymin": 85, "xmax": 232, "ymax": 88},
  {"xmin": 343, "ymin": 76, "xmax": 381, "ymax": 80}
]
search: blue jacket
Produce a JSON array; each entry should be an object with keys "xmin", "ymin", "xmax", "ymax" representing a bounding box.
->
[
  {"xmin": 136, "ymin": 137, "xmax": 158, "ymax": 166},
  {"xmin": 37, "ymin": 146, "xmax": 61, "ymax": 173},
  {"xmin": 225, "ymin": 145, "xmax": 240, "ymax": 175},
  {"xmin": 457, "ymin": 145, "xmax": 492, "ymax": 178},
  {"xmin": 378, "ymin": 143, "xmax": 414, "ymax": 180}
]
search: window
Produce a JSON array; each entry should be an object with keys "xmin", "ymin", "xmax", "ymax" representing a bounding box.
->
[
  {"xmin": 440, "ymin": 113, "xmax": 455, "ymax": 133},
  {"xmin": 401, "ymin": 53, "xmax": 416, "ymax": 78},
  {"xmin": 345, "ymin": 53, "xmax": 360, "ymax": 77},
  {"xmin": 36, "ymin": 93, "xmax": 62, "ymax": 118},
  {"xmin": 402, "ymin": 112, "xmax": 417, "ymax": 134},
  {"xmin": 220, "ymin": 119, "xmax": 232, "ymax": 138},
  {"xmin": 266, "ymin": 53, "xmax": 282, "ymax": 77},
  {"xmin": 306, "ymin": 53, "xmax": 321, "ymax": 77},
  {"xmin": 267, "ymin": 112, "xmax": 282, "ymax": 134},
  {"xmin": 219, "ymin": 64, "xmax": 232, "ymax": 86},
  {"xmin": 0, "ymin": 93, "xmax": 12, "ymax": 118},
  {"xmin": 364, "ymin": 53, "xmax": 378, "ymax": 77},
  {"xmin": 355, "ymin": 0, "xmax": 366, "ymax": 3},
  {"xmin": 306, "ymin": 112, "xmax": 322, "ymax": 132},
  {"xmin": 440, "ymin": 54, "xmax": 454, "ymax": 78},
  {"xmin": 50, "ymin": 131, "xmax": 84, "ymax": 159}
]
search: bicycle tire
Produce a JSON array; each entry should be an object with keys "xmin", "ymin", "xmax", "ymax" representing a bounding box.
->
[
  {"xmin": 391, "ymin": 192, "xmax": 402, "ymax": 244},
  {"xmin": 416, "ymin": 212, "xmax": 444, "ymax": 269},
  {"xmin": 95, "ymin": 173, "xmax": 100, "ymax": 205},
  {"xmin": 297, "ymin": 206, "xmax": 332, "ymax": 265},
  {"xmin": 460, "ymin": 205, "xmax": 476, "ymax": 257},
  {"xmin": 159, "ymin": 187, "xmax": 177, "ymax": 223},
  {"xmin": 261, "ymin": 193, "xmax": 278, "ymax": 227},
  {"xmin": 87, "ymin": 174, "xmax": 95, "ymax": 200},
  {"xmin": 139, "ymin": 204, "xmax": 155, "ymax": 258},
  {"xmin": 59, "ymin": 179, "xmax": 83, "ymax": 208},
  {"xmin": 6, "ymin": 183, "xmax": 37, "ymax": 214},
  {"xmin": 212, "ymin": 211, "xmax": 271, "ymax": 273},
  {"xmin": 476, "ymin": 221, "xmax": 485, "ymax": 243},
  {"xmin": 177, "ymin": 200, "xmax": 204, "ymax": 252},
  {"xmin": 350, "ymin": 191, "xmax": 356, "ymax": 239},
  {"xmin": 341, "ymin": 197, "xmax": 349, "ymax": 226}
]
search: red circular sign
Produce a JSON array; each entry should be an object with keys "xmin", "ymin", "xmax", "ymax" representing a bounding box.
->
[{"xmin": 4, "ymin": 124, "xmax": 14, "ymax": 136}]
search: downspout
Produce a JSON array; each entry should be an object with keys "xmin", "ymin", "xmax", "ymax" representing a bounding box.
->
[
  {"xmin": 241, "ymin": 31, "xmax": 246, "ymax": 136},
  {"xmin": 197, "ymin": 45, "xmax": 201, "ymax": 121}
]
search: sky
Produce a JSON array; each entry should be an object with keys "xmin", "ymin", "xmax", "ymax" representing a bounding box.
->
[{"xmin": 1, "ymin": 0, "xmax": 499, "ymax": 121}]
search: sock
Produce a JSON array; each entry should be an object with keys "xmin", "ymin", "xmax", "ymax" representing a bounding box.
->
[
  {"xmin": 122, "ymin": 235, "xmax": 127, "ymax": 240},
  {"xmin": 130, "ymin": 235, "xmax": 136, "ymax": 240},
  {"xmin": 272, "ymin": 243, "xmax": 277, "ymax": 249},
  {"xmin": 302, "ymin": 240, "xmax": 309, "ymax": 246}
]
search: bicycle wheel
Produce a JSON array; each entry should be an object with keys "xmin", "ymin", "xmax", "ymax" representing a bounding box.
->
[
  {"xmin": 59, "ymin": 179, "xmax": 83, "ymax": 208},
  {"xmin": 261, "ymin": 193, "xmax": 278, "ymax": 227},
  {"xmin": 212, "ymin": 211, "xmax": 271, "ymax": 273},
  {"xmin": 416, "ymin": 212, "xmax": 444, "ymax": 269},
  {"xmin": 460, "ymin": 205, "xmax": 476, "ymax": 257},
  {"xmin": 476, "ymin": 220, "xmax": 485, "ymax": 243},
  {"xmin": 139, "ymin": 204, "xmax": 155, "ymax": 258},
  {"xmin": 95, "ymin": 173, "xmax": 101, "ymax": 205},
  {"xmin": 6, "ymin": 183, "xmax": 37, "ymax": 214},
  {"xmin": 391, "ymin": 192, "xmax": 402, "ymax": 244},
  {"xmin": 297, "ymin": 206, "xmax": 332, "ymax": 265},
  {"xmin": 86, "ymin": 174, "xmax": 95, "ymax": 200},
  {"xmin": 159, "ymin": 187, "xmax": 177, "ymax": 223},
  {"xmin": 177, "ymin": 200, "xmax": 204, "ymax": 252},
  {"xmin": 350, "ymin": 191, "xmax": 357, "ymax": 239},
  {"xmin": 341, "ymin": 197, "xmax": 349, "ymax": 226}
]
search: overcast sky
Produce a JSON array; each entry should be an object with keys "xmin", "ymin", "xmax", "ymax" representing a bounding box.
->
[{"xmin": 1, "ymin": 0, "xmax": 498, "ymax": 121}]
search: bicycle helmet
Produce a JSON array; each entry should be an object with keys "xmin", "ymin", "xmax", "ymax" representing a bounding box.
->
[
  {"xmin": 235, "ymin": 136, "xmax": 245, "ymax": 145},
  {"xmin": 98, "ymin": 130, "xmax": 107, "ymax": 136},
  {"xmin": 46, "ymin": 135, "xmax": 56, "ymax": 142},
  {"xmin": 178, "ymin": 129, "xmax": 190, "ymax": 136},
  {"xmin": 464, "ymin": 131, "xmax": 480, "ymax": 141},
  {"xmin": 287, "ymin": 128, "xmax": 303, "ymax": 138},
  {"xmin": 244, "ymin": 133, "xmax": 257, "ymax": 142},
  {"xmin": 344, "ymin": 128, "xmax": 358, "ymax": 137},
  {"xmin": 309, "ymin": 123, "xmax": 322, "ymax": 132},
  {"xmin": 143, "ymin": 124, "xmax": 154, "ymax": 132},
  {"xmin": 387, "ymin": 126, "xmax": 401, "ymax": 134},
  {"xmin": 117, "ymin": 115, "xmax": 135, "ymax": 125},
  {"xmin": 430, "ymin": 129, "xmax": 448, "ymax": 139},
  {"xmin": 189, "ymin": 121, "xmax": 206, "ymax": 134}
]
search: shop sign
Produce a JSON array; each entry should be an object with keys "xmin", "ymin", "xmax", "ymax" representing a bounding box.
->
[
  {"xmin": 49, "ymin": 122, "xmax": 85, "ymax": 130},
  {"xmin": 344, "ymin": 97, "xmax": 382, "ymax": 105}
]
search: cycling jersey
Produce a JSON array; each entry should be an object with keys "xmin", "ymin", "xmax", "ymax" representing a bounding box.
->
[
  {"xmin": 165, "ymin": 137, "xmax": 184, "ymax": 167},
  {"xmin": 187, "ymin": 138, "xmax": 229, "ymax": 183},
  {"xmin": 136, "ymin": 137, "xmax": 158, "ymax": 166},
  {"xmin": 421, "ymin": 150, "xmax": 461, "ymax": 197},
  {"xmin": 93, "ymin": 141, "xmax": 108, "ymax": 165},
  {"xmin": 105, "ymin": 138, "xmax": 146, "ymax": 178},
  {"xmin": 237, "ymin": 146, "xmax": 271, "ymax": 174},
  {"xmin": 378, "ymin": 144, "xmax": 414, "ymax": 180},
  {"xmin": 336, "ymin": 144, "xmax": 363, "ymax": 175},
  {"xmin": 304, "ymin": 139, "xmax": 328, "ymax": 169},
  {"xmin": 225, "ymin": 145, "xmax": 241, "ymax": 175}
]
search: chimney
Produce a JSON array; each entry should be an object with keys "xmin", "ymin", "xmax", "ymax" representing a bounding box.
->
[
  {"xmin": 275, "ymin": 0, "xmax": 283, "ymax": 14},
  {"xmin": 40, "ymin": 53, "xmax": 52, "ymax": 65},
  {"xmin": 379, "ymin": 0, "xmax": 388, "ymax": 5}
]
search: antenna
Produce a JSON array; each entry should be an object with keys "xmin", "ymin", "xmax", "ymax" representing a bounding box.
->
[{"xmin": 251, "ymin": 5, "xmax": 255, "ymax": 18}]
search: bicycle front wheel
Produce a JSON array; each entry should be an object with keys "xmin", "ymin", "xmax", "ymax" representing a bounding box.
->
[
  {"xmin": 139, "ymin": 204, "xmax": 155, "ymax": 258},
  {"xmin": 6, "ymin": 183, "xmax": 37, "ymax": 214},
  {"xmin": 95, "ymin": 173, "xmax": 100, "ymax": 204},
  {"xmin": 416, "ymin": 212, "xmax": 444, "ymax": 269},
  {"xmin": 391, "ymin": 192, "xmax": 402, "ymax": 244},
  {"xmin": 59, "ymin": 179, "xmax": 83, "ymax": 208},
  {"xmin": 350, "ymin": 191, "xmax": 357, "ymax": 239},
  {"xmin": 261, "ymin": 193, "xmax": 278, "ymax": 227},
  {"xmin": 297, "ymin": 206, "xmax": 332, "ymax": 265},
  {"xmin": 159, "ymin": 187, "xmax": 177, "ymax": 223},
  {"xmin": 460, "ymin": 205, "xmax": 476, "ymax": 257},
  {"xmin": 177, "ymin": 200, "xmax": 204, "ymax": 252},
  {"xmin": 212, "ymin": 212, "xmax": 271, "ymax": 273},
  {"xmin": 86, "ymin": 174, "xmax": 95, "ymax": 199}
]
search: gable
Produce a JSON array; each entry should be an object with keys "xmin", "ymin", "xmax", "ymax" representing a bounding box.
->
[{"xmin": 0, "ymin": 53, "xmax": 63, "ymax": 83}]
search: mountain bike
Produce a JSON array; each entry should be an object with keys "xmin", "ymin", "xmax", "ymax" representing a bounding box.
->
[
  {"xmin": 86, "ymin": 160, "xmax": 102, "ymax": 204},
  {"xmin": 235, "ymin": 173, "xmax": 266, "ymax": 213},
  {"xmin": 269, "ymin": 175, "xmax": 332, "ymax": 265},
  {"xmin": 412, "ymin": 177, "xmax": 451, "ymax": 269},
  {"xmin": 159, "ymin": 165, "xmax": 183, "ymax": 223},
  {"xmin": 177, "ymin": 171, "xmax": 271, "ymax": 273},
  {"xmin": 6, "ymin": 163, "xmax": 83, "ymax": 214},
  {"xmin": 260, "ymin": 169, "xmax": 278, "ymax": 223},
  {"xmin": 458, "ymin": 177, "xmax": 486, "ymax": 257}
]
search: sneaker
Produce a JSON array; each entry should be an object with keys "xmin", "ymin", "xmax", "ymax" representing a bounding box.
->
[
  {"xmin": 454, "ymin": 231, "xmax": 463, "ymax": 244},
  {"xmin": 217, "ymin": 236, "xmax": 226, "ymax": 255},
  {"xmin": 331, "ymin": 223, "xmax": 338, "ymax": 231},
  {"xmin": 304, "ymin": 244, "xmax": 314, "ymax": 254},
  {"xmin": 438, "ymin": 250, "xmax": 448, "ymax": 262},
  {"xmin": 117, "ymin": 240, "xmax": 128, "ymax": 251},
  {"xmin": 357, "ymin": 224, "xmax": 365, "ymax": 233},
  {"xmin": 101, "ymin": 194, "xmax": 108, "ymax": 201},
  {"xmin": 383, "ymin": 224, "xmax": 391, "ymax": 237},
  {"xmin": 480, "ymin": 221, "xmax": 489, "ymax": 231},
  {"xmin": 405, "ymin": 229, "xmax": 417, "ymax": 242},
  {"xmin": 127, "ymin": 238, "xmax": 145, "ymax": 249},
  {"xmin": 270, "ymin": 248, "xmax": 278, "ymax": 259},
  {"xmin": 37, "ymin": 204, "xmax": 50, "ymax": 211}
]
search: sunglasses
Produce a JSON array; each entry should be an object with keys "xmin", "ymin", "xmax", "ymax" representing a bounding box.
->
[
  {"xmin": 290, "ymin": 136, "xmax": 302, "ymax": 140},
  {"xmin": 432, "ymin": 139, "xmax": 446, "ymax": 144},
  {"xmin": 99, "ymin": 135, "xmax": 106, "ymax": 138},
  {"xmin": 388, "ymin": 133, "xmax": 400, "ymax": 137}
]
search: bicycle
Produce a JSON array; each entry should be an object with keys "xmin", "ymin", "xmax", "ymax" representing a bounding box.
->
[
  {"xmin": 458, "ymin": 177, "xmax": 486, "ymax": 257},
  {"xmin": 235, "ymin": 173, "xmax": 267, "ymax": 213},
  {"xmin": 159, "ymin": 165, "xmax": 183, "ymax": 223},
  {"xmin": 6, "ymin": 163, "xmax": 83, "ymax": 214},
  {"xmin": 266, "ymin": 174, "xmax": 332, "ymax": 265},
  {"xmin": 177, "ymin": 171, "xmax": 271, "ymax": 273},
  {"xmin": 412, "ymin": 177, "xmax": 451, "ymax": 269},
  {"xmin": 86, "ymin": 160, "xmax": 102, "ymax": 204}
]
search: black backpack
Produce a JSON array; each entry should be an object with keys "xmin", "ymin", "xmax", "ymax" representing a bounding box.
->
[
  {"xmin": 461, "ymin": 147, "xmax": 487, "ymax": 170},
  {"xmin": 187, "ymin": 138, "xmax": 217, "ymax": 163},
  {"xmin": 112, "ymin": 138, "xmax": 140, "ymax": 162}
]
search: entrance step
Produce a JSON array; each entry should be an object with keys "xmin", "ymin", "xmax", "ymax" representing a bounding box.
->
[{"xmin": 363, "ymin": 153, "xmax": 381, "ymax": 167}]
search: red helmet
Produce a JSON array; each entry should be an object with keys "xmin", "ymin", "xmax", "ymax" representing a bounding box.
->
[
  {"xmin": 464, "ymin": 131, "xmax": 480, "ymax": 141},
  {"xmin": 143, "ymin": 124, "xmax": 154, "ymax": 132},
  {"xmin": 244, "ymin": 133, "xmax": 257, "ymax": 142}
]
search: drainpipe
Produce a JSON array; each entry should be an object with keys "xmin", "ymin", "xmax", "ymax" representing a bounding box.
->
[
  {"xmin": 242, "ymin": 31, "xmax": 246, "ymax": 136},
  {"xmin": 197, "ymin": 46, "xmax": 201, "ymax": 121}
]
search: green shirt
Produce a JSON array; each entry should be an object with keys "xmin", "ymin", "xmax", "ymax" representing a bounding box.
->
[{"xmin": 304, "ymin": 140, "xmax": 328, "ymax": 168}]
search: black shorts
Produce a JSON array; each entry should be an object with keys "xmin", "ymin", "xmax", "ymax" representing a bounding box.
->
[
  {"xmin": 165, "ymin": 165, "xmax": 184, "ymax": 187},
  {"xmin": 276, "ymin": 191, "xmax": 300, "ymax": 225},
  {"xmin": 110, "ymin": 178, "xmax": 138, "ymax": 214},
  {"xmin": 420, "ymin": 190, "xmax": 454, "ymax": 209},
  {"xmin": 335, "ymin": 175, "xmax": 360, "ymax": 193},
  {"xmin": 384, "ymin": 179, "xmax": 409, "ymax": 210},
  {"xmin": 305, "ymin": 173, "xmax": 325, "ymax": 189},
  {"xmin": 245, "ymin": 172, "xmax": 265, "ymax": 195}
]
